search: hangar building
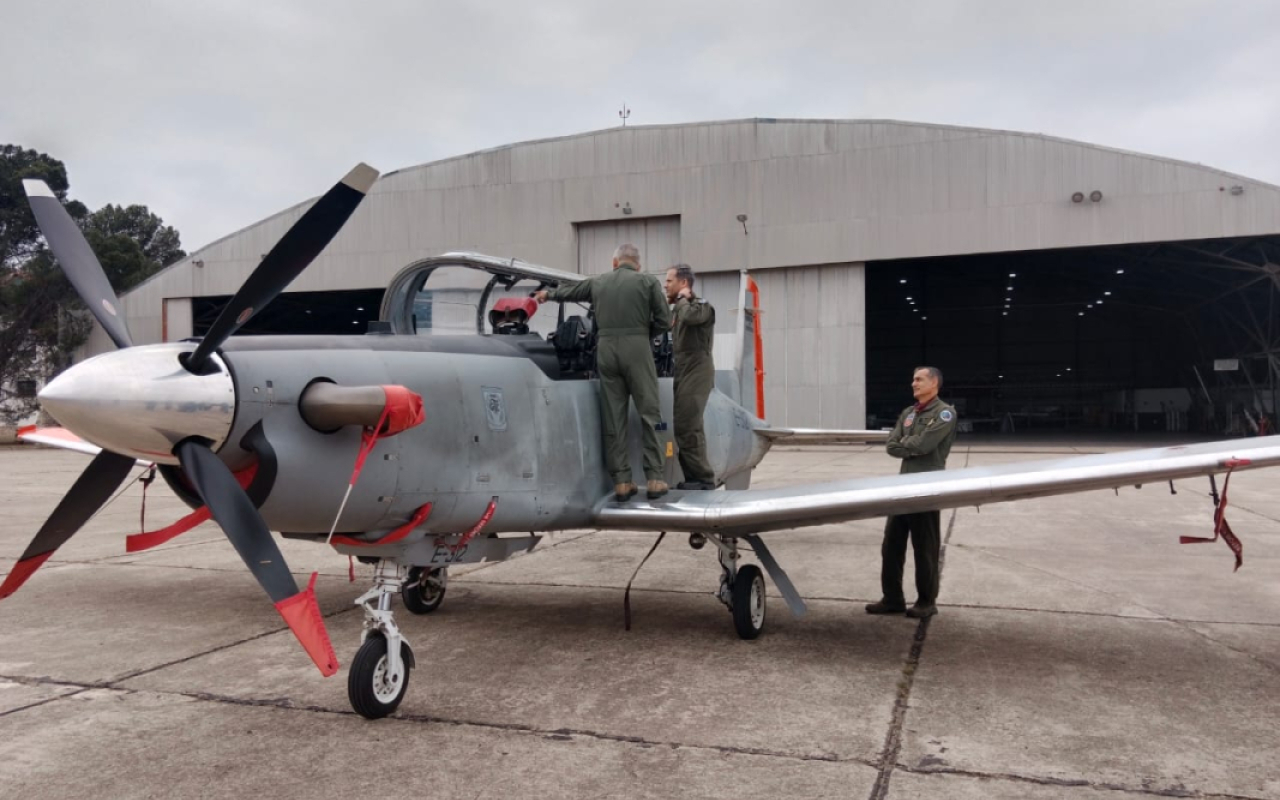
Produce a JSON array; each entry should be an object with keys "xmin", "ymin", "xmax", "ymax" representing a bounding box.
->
[{"xmin": 105, "ymin": 119, "xmax": 1280, "ymax": 435}]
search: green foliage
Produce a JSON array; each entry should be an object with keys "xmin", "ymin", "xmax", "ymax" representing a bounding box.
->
[{"xmin": 1, "ymin": 145, "xmax": 185, "ymax": 424}]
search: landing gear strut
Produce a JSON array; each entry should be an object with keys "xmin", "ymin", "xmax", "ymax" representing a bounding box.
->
[
  {"xmin": 709, "ymin": 535, "xmax": 766, "ymax": 639},
  {"xmin": 348, "ymin": 559, "xmax": 416, "ymax": 719}
]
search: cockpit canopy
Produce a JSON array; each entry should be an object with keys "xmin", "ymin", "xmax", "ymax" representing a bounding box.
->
[{"xmin": 380, "ymin": 252, "xmax": 582, "ymax": 338}]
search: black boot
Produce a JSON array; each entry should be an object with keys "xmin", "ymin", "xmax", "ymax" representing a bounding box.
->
[{"xmin": 865, "ymin": 600, "xmax": 907, "ymax": 615}]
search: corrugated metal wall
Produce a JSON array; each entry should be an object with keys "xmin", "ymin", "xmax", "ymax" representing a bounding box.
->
[{"xmin": 105, "ymin": 119, "xmax": 1280, "ymax": 426}]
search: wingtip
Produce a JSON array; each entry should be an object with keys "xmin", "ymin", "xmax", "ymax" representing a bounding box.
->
[
  {"xmin": 22, "ymin": 179, "xmax": 56, "ymax": 199},
  {"xmin": 341, "ymin": 163, "xmax": 380, "ymax": 195}
]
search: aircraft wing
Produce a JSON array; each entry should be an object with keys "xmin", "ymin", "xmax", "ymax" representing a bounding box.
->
[
  {"xmin": 17, "ymin": 426, "xmax": 154, "ymax": 467},
  {"xmin": 596, "ymin": 436, "xmax": 1280, "ymax": 536},
  {"xmin": 756, "ymin": 427, "xmax": 891, "ymax": 445}
]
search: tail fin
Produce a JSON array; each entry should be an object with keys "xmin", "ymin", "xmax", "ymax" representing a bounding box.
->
[{"xmin": 711, "ymin": 270, "xmax": 766, "ymax": 420}]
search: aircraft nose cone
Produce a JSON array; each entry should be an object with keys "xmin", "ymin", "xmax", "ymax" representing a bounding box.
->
[{"xmin": 39, "ymin": 344, "xmax": 236, "ymax": 465}]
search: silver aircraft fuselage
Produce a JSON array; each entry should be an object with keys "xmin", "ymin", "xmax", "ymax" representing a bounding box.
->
[{"xmin": 40, "ymin": 334, "xmax": 769, "ymax": 543}]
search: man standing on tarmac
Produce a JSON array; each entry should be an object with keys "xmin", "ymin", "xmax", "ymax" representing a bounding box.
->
[
  {"xmin": 866, "ymin": 366, "xmax": 957, "ymax": 619},
  {"xmin": 664, "ymin": 264, "xmax": 716, "ymax": 490},
  {"xmin": 535, "ymin": 244, "xmax": 671, "ymax": 501}
]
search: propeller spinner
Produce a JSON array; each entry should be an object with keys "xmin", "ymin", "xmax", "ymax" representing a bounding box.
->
[{"xmin": 5, "ymin": 164, "xmax": 380, "ymax": 677}]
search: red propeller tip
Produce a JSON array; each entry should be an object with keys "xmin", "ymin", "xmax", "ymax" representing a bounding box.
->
[{"xmin": 0, "ymin": 552, "xmax": 55, "ymax": 599}]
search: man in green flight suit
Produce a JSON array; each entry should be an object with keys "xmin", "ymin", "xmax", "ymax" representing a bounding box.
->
[
  {"xmin": 535, "ymin": 243, "xmax": 671, "ymax": 501},
  {"xmin": 866, "ymin": 366, "xmax": 957, "ymax": 619},
  {"xmin": 664, "ymin": 264, "xmax": 717, "ymax": 490}
]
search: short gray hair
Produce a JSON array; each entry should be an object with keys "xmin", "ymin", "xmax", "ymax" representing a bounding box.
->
[
  {"xmin": 669, "ymin": 263, "xmax": 695, "ymax": 290},
  {"xmin": 613, "ymin": 243, "xmax": 640, "ymax": 264},
  {"xmin": 914, "ymin": 366, "xmax": 943, "ymax": 387}
]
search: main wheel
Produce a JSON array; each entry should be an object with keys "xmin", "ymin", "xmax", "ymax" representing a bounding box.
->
[
  {"xmin": 731, "ymin": 564, "xmax": 767, "ymax": 640},
  {"xmin": 348, "ymin": 634, "xmax": 411, "ymax": 719},
  {"xmin": 402, "ymin": 567, "xmax": 446, "ymax": 615}
]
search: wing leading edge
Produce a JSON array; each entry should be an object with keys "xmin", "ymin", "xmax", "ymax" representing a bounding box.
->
[{"xmin": 596, "ymin": 436, "xmax": 1280, "ymax": 536}]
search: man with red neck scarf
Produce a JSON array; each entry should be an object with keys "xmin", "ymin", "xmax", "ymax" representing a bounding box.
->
[{"xmin": 866, "ymin": 366, "xmax": 957, "ymax": 619}]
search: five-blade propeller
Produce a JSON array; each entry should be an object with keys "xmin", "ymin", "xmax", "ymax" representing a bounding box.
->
[{"xmin": 5, "ymin": 165, "xmax": 378, "ymax": 676}]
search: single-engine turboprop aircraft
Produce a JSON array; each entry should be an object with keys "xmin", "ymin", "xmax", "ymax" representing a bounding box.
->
[{"xmin": 6, "ymin": 164, "xmax": 1280, "ymax": 719}]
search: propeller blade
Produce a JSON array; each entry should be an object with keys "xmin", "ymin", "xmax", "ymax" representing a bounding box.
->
[
  {"xmin": 23, "ymin": 180, "xmax": 134, "ymax": 349},
  {"xmin": 0, "ymin": 450, "xmax": 135, "ymax": 598},
  {"xmin": 174, "ymin": 440, "xmax": 338, "ymax": 676},
  {"xmin": 184, "ymin": 163, "xmax": 379, "ymax": 373}
]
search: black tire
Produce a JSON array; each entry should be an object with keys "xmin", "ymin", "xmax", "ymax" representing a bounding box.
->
[
  {"xmin": 348, "ymin": 634, "xmax": 411, "ymax": 719},
  {"xmin": 402, "ymin": 567, "xmax": 446, "ymax": 615},
  {"xmin": 731, "ymin": 564, "xmax": 766, "ymax": 640}
]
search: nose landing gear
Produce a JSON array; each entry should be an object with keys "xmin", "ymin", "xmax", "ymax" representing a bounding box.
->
[{"xmin": 348, "ymin": 559, "xmax": 417, "ymax": 719}]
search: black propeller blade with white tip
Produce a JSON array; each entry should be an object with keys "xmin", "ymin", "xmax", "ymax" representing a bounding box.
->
[
  {"xmin": 0, "ymin": 450, "xmax": 135, "ymax": 598},
  {"xmin": 174, "ymin": 439, "xmax": 338, "ymax": 675},
  {"xmin": 22, "ymin": 180, "xmax": 134, "ymax": 349},
  {"xmin": 183, "ymin": 163, "xmax": 379, "ymax": 373}
]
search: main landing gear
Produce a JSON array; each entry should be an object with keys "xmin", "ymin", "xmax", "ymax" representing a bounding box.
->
[
  {"xmin": 692, "ymin": 533, "xmax": 768, "ymax": 640},
  {"xmin": 402, "ymin": 566, "xmax": 447, "ymax": 615}
]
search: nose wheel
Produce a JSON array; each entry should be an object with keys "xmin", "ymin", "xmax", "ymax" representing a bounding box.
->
[
  {"xmin": 349, "ymin": 559, "xmax": 417, "ymax": 719},
  {"xmin": 348, "ymin": 633, "xmax": 411, "ymax": 718}
]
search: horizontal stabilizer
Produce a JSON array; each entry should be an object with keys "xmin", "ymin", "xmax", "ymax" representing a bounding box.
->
[{"xmin": 757, "ymin": 427, "xmax": 891, "ymax": 445}]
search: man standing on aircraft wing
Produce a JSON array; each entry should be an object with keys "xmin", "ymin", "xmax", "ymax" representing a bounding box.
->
[
  {"xmin": 535, "ymin": 243, "xmax": 671, "ymax": 501},
  {"xmin": 665, "ymin": 263, "xmax": 717, "ymax": 490},
  {"xmin": 866, "ymin": 366, "xmax": 957, "ymax": 619}
]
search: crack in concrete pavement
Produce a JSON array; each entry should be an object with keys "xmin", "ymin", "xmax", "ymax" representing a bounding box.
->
[
  {"xmin": 867, "ymin": 447, "xmax": 971, "ymax": 800},
  {"xmin": 897, "ymin": 763, "xmax": 1273, "ymax": 800},
  {"xmin": 0, "ymin": 670, "xmax": 870, "ymax": 768}
]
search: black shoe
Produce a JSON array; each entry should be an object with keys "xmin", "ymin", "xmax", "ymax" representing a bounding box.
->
[
  {"xmin": 677, "ymin": 481, "xmax": 715, "ymax": 490},
  {"xmin": 865, "ymin": 601, "xmax": 907, "ymax": 615},
  {"xmin": 906, "ymin": 604, "xmax": 938, "ymax": 619}
]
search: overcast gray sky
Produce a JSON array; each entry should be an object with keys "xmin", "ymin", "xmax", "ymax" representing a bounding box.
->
[{"xmin": 4, "ymin": 0, "xmax": 1278, "ymax": 253}]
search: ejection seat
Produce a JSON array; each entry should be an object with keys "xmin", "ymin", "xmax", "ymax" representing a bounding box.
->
[{"xmin": 549, "ymin": 313, "xmax": 597, "ymax": 378}]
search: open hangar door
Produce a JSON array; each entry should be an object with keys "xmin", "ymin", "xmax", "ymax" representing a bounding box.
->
[
  {"xmin": 866, "ymin": 235, "xmax": 1280, "ymax": 437},
  {"xmin": 193, "ymin": 289, "xmax": 387, "ymax": 337}
]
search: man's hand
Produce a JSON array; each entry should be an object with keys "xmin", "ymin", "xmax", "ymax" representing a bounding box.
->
[{"xmin": 533, "ymin": 290, "xmax": 550, "ymax": 304}]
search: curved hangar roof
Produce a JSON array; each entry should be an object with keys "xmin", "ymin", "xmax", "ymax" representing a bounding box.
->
[{"xmin": 128, "ymin": 117, "xmax": 1280, "ymax": 309}]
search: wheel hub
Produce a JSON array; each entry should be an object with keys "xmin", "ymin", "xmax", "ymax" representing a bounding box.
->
[{"xmin": 372, "ymin": 653, "xmax": 404, "ymax": 703}]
